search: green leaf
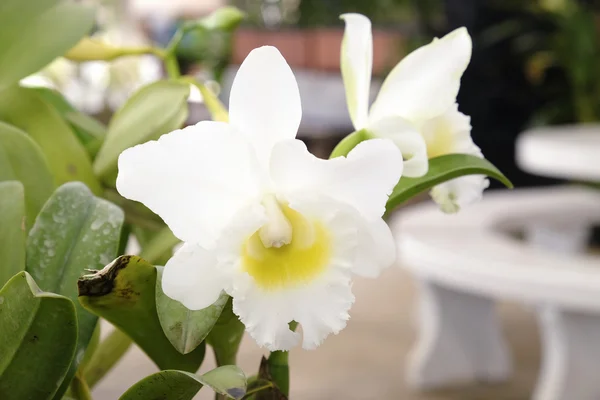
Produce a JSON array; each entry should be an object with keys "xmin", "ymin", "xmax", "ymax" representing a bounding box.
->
[
  {"xmin": 156, "ymin": 266, "xmax": 228, "ymax": 354},
  {"xmin": 206, "ymin": 297, "xmax": 245, "ymax": 367},
  {"xmin": 33, "ymin": 87, "xmax": 106, "ymax": 157},
  {"xmin": 0, "ymin": 121, "xmax": 54, "ymax": 225},
  {"xmin": 119, "ymin": 366, "xmax": 247, "ymax": 400},
  {"xmin": 93, "ymin": 80, "xmax": 190, "ymax": 182},
  {"xmin": 84, "ymin": 327, "xmax": 132, "ymax": 389},
  {"xmin": 0, "ymin": 271, "xmax": 78, "ymax": 400},
  {"xmin": 0, "ymin": 182, "xmax": 26, "ymax": 287},
  {"xmin": 78, "ymin": 255, "xmax": 206, "ymax": 372},
  {"xmin": 0, "ymin": 1, "xmax": 95, "ymax": 89},
  {"xmin": 386, "ymin": 154, "xmax": 513, "ymax": 211},
  {"xmin": 26, "ymin": 182, "xmax": 124, "ymax": 399},
  {"xmin": 0, "ymin": 86, "xmax": 101, "ymax": 194}
]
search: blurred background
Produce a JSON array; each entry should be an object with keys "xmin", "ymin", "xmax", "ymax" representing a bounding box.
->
[{"xmin": 34, "ymin": 0, "xmax": 598, "ymax": 398}]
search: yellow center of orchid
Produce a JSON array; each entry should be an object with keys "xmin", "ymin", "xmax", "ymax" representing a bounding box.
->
[
  {"xmin": 241, "ymin": 197, "xmax": 331, "ymax": 290},
  {"xmin": 425, "ymin": 120, "xmax": 455, "ymax": 159}
]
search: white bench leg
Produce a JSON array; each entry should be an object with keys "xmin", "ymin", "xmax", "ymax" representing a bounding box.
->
[
  {"xmin": 534, "ymin": 307, "xmax": 600, "ymax": 400},
  {"xmin": 407, "ymin": 279, "xmax": 512, "ymax": 389}
]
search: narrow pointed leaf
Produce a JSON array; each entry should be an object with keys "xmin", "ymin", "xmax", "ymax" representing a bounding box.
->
[
  {"xmin": 0, "ymin": 272, "xmax": 77, "ymax": 400},
  {"xmin": 84, "ymin": 328, "xmax": 132, "ymax": 389},
  {"xmin": 0, "ymin": 121, "xmax": 54, "ymax": 225},
  {"xmin": 33, "ymin": 87, "xmax": 106, "ymax": 157},
  {"xmin": 156, "ymin": 266, "xmax": 228, "ymax": 354},
  {"xmin": 119, "ymin": 366, "xmax": 247, "ymax": 400},
  {"xmin": 0, "ymin": 86, "xmax": 101, "ymax": 193},
  {"xmin": 26, "ymin": 182, "xmax": 124, "ymax": 398},
  {"xmin": 78, "ymin": 255, "xmax": 206, "ymax": 372},
  {"xmin": 386, "ymin": 154, "xmax": 513, "ymax": 211},
  {"xmin": 0, "ymin": 1, "xmax": 95, "ymax": 89},
  {"xmin": 0, "ymin": 181, "xmax": 26, "ymax": 287},
  {"xmin": 93, "ymin": 81, "xmax": 190, "ymax": 182}
]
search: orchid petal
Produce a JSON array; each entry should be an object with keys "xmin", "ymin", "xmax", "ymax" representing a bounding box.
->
[
  {"xmin": 340, "ymin": 13, "xmax": 372, "ymax": 130},
  {"xmin": 270, "ymin": 138, "xmax": 402, "ymax": 220},
  {"xmin": 229, "ymin": 46, "xmax": 302, "ymax": 161},
  {"xmin": 117, "ymin": 121, "xmax": 263, "ymax": 245},
  {"xmin": 370, "ymin": 27, "xmax": 472, "ymax": 123}
]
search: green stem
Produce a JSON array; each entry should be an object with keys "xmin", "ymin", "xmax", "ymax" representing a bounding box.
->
[
  {"xmin": 240, "ymin": 382, "xmax": 275, "ymax": 399},
  {"xmin": 329, "ymin": 129, "xmax": 370, "ymax": 159},
  {"xmin": 181, "ymin": 76, "xmax": 229, "ymax": 122},
  {"xmin": 164, "ymin": 56, "xmax": 181, "ymax": 79},
  {"xmin": 69, "ymin": 373, "xmax": 93, "ymax": 400},
  {"xmin": 84, "ymin": 328, "xmax": 133, "ymax": 388}
]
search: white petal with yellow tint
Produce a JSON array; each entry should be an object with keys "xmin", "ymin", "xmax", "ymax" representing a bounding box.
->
[
  {"xmin": 421, "ymin": 103, "xmax": 475, "ymax": 158},
  {"xmin": 117, "ymin": 121, "xmax": 263, "ymax": 245},
  {"xmin": 369, "ymin": 27, "xmax": 472, "ymax": 124},
  {"xmin": 367, "ymin": 115, "xmax": 428, "ymax": 177},
  {"xmin": 340, "ymin": 13, "xmax": 372, "ymax": 130},
  {"xmin": 430, "ymin": 174, "xmax": 490, "ymax": 214},
  {"xmin": 422, "ymin": 104, "xmax": 489, "ymax": 213},
  {"xmin": 229, "ymin": 46, "xmax": 302, "ymax": 161},
  {"xmin": 270, "ymin": 138, "xmax": 402, "ymax": 220},
  {"xmin": 221, "ymin": 197, "xmax": 359, "ymax": 350}
]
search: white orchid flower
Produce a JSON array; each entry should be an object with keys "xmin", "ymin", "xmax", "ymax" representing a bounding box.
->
[
  {"xmin": 341, "ymin": 13, "xmax": 487, "ymax": 212},
  {"xmin": 116, "ymin": 46, "xmax": 403, "ymax": 351},
  {"xmin": 422, "ymin": 104, "xmax": 489, "ymax": 213}
]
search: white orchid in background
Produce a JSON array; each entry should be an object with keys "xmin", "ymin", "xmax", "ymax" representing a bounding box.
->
[
  {"xmin": 116, "ymin": 46, "xmax": 403, "ymax": 351},
  {"xmin": 340, "ymin": 13, "xmax": 489, "ymax": 213},
  {"xmin": 21, "ymin": 28, "xmax": 162, "ymax": 114}
]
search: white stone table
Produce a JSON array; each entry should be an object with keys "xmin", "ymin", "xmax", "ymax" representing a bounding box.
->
[
  {"xmin": 389, "ymin": 187, "xmax": 600, "ymax": 400},
  {"xmin": 517, "ymin": 124, "xmax": 600, "ymax": 181}
]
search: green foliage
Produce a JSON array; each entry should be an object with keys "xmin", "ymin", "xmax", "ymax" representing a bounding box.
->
[
  {"xmin": 33, "ymin": 87, "xmax": 107, "ymax": 157},
  {"xmin": 119, "ymin": 366, "xmax": 247, "ymax": 400},
  {"xmin": 84, "ymin": 328, "xmax": 132, "ymax": 389},
  {"xmin": 156, "ymin": 266, "xmax": 228, "ymax": 355},
  {"xmin": 26, "ymin": 182, "xmax": 124, "ymax": 398},
  {"xmin": 0, "ymin": 182, "xmax": 26, "ymax": 288},
  {"xmin": 0, "ymin": 0, "xmax": 95, "ymax": 89},
  {"xmin": 93, "ymin": 80, "xmax": 190, "ymax": 183},
  {"xmin": 0, "ymin": 272, "xmax": 78, "ymax": 400},
  {"xmin": 386, "ymin": 154, "xmax": 512, "ymax": 211},
  {"xmin": 0, "ymin": 86, "xmax": 101, "ymax": 194},
  {"xmin": 78, "ymin": 255, "xmax": 206, "ymax": 372},
  {"xmin": 0, "ymin": 121, "xmax": 54, "ymax": 226}
]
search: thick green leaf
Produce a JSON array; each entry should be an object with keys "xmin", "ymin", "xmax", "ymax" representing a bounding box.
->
[
  {"xmin": 206, "ymin": 297, "xmax": 245, "ymax": 367},
  {"xmin": 386, "ymin": 154, "xmax": 513, "ymax": 211},
  {"xmin": 156, "ymin": 266, "xmax": 228, "ymax": 355},
  {"xmin": 33, "ymin": 87, "xmax": 106, "ymax": 157},
  {"xmin": 26, "ymin": 182, "xmax": 124, "ymax": 398},
  {"xmin": 0, "ymin": 121, "xmax": 54, "ymax": 225},
  {"xmin": 0, "ymin": 86, "xmax": 101, "ymax": 193},
  {"xmin": 119, "ymin": 366, "xmax": 247, "ymax": 400},
  {"xmin": 0, "ymin": 271, "xmax": 77, "ymax": 400},
  {"xmin": 93, "ymin": 81, "xmax": 190, "ymax": 181},
  {"xmin": 0, "ymin": 1, "xmax": 95, "ymax": 89},
  {"xmin": 78, "ymin": 255, "xmax": 206, "ymax": 372},
  {"xmin": 0, "ymin": 182, "xmax": 26, "ymax": 287}
]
